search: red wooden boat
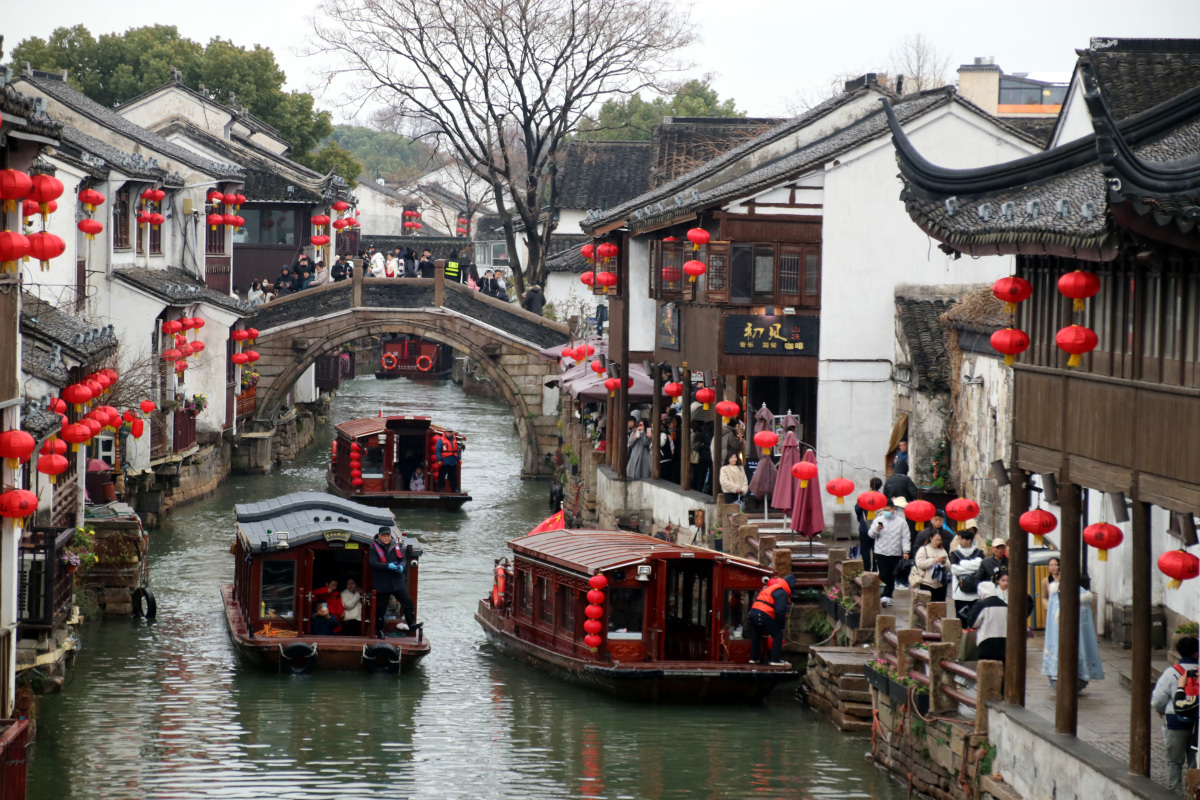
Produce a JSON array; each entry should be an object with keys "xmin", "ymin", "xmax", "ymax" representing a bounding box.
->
[
  {"xmin": 327, "ymin": 416, "xmax": 471, "ymax": 510},
  {"xmin": 375, "ymin": 336, "xmax": 453, "ymax": 380},
  {"xmin": 222, "ymin": 492, "xmax": 430, "ymax": 674},
  {"xmin": 475, "ymin": 528, "xmax": 798, "ymax": 702}
]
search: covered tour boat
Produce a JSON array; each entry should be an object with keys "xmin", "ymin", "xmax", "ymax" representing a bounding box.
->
[
  {"xmin": 476, "ymin": 528, "xmax": 799, "ymax": 702},
  {"xmin": 222, "ymin": 492, "xmax": 430, "ymax": 674},
  {"xmin": 327, "ymin": 415, "xmax": 471, "ymax": 510},
  {"xmin": 375, "ymin": 336, "xmax": 453, "ymax": 380}
]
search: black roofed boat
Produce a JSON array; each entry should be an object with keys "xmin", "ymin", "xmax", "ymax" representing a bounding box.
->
[{"xmin": 222, "ymin": 492, "xmax": 430, "ymax": 674}]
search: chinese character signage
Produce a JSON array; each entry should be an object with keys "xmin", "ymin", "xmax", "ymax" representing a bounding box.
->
[
  {"xmin": 723, "ymin": 314, "xmax": 819, "ymax": 355},
  {"xmin": 658, "ymin": 303, "xmax": 680, "ymax": 351}
]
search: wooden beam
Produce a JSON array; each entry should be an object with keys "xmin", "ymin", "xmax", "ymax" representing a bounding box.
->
[
  {"xmin": 1129, "ymin": 498, "xmax": 1152, "ymax": 776},
  {"xmin": 1006, "ymin": 463, "xmax": 1030, "ymax": 706},
  {"xmin": 1056, "ymin": 481, "xmax": 1081, "ymax": 736},
  {"xmin": 651, "ymin": 367, "xmax": 662, "ymax": 481},
  {"xmin": 680, "ymin": 371, "xmax": 692, "ymax": 491}
]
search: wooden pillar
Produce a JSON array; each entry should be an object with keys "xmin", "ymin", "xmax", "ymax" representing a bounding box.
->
[
  {"xmin": 1006, "ymin": 463, "xmax": 1030, "ymax": 706},
  {"xmin": 712, "ymin": 375, "xmax": 725, "ymax": 501},
  {"xmin": 651, "ymin": 367, "xmax": 662, "ymax": 481},
  {"xmin": 433, "ymin": 259, "xmax": 445, "ymax": 307},
  {"xmin": 1129, "ymin": 498, "xmax": 1152, "ymax": 776},
  {"xmin": 680, "ymin": 371, "xmax": 692, "ymax": 490},
  {"xmin": 352, "ymin": 262, "xmax": 364, "ymax": 307},
  {"xmin": 1056, "ymin": 480, "xmax": 1081, "ymax": 736},
  {"xmin": 617, "ymin": 362, "xmax": 629, "ymax": 480}
]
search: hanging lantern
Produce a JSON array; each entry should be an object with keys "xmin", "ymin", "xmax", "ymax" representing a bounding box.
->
[
  {"xmin": 694, "ymin": 387, "xmax": 715, "ymax": 410},
  {"xmin": 174, "ymin": 360, "xmax": 189, "ymax": 375},
  {"xmin": 231, "ymin": 329, "xmax": 250, "ymax": 342},
  {"xmin": 222, "ymin": 213, "xmax": 236, "ymax": 229},
  {"xmin": 81, "ymin": 417, "xmax": 101, "ymax": 437},
  {"xmin": 580, "ymin": 271, "xmax": 594, "ymax": 287},
  {"xmin": 207, "ymin": 189, "xmax": 223, "ymax": 204},
  {"xmin": 0, "ymin": 489, "xmax": 39, "ymax": 529},
  {"xmin": 753, "ymin": 429, "xmax": 778, "ymax": 455},
  {"xmin": 990, "ymin": 328, "xmax": 1030, "ymax": 366},
  {"xmin": 1055, "ymin": 325, "xmax": 1098, "ymax": 368},
  {"xmin": 60, "ymin": 423, "xmax": 91, "ymax": 452},
  {"xmin": 48, "ymin": 397, "xmax": 67, "ymax": 415},
  {"xmin": 234, "ymin": 194, "xmax": 246, "ymax": 208},
  {"xmin": 1020, "ymin": 508, "xmax": 1058, "ymax": 548},
  {"xmin": 1158, "ymin": 549, "xmax": 1199, "ymax": 590},
  {"xmin": 193, "ymin": 318, "xmax": 205, "ymax": 331},
  {"xmin": 661, "ymin": 264, "xmax": 683, "ymax": 283},
  {"xmin": 575, "ymin": 344, "xmax": 595, "ymax": 362},
  {"xmin": 244, "ymin": 350, "xmax": 260, "ymax": 363},
  {"xmin": 232, "ymin": 352, "xmax": 250, "ymax": 365},
  {"xmin": 246, "ymin": 328, "xmax": 259, "ymax": 343},
  {"xmin": 203, "ymin": 213, "xmax": 224, "ymax": 231},
  {"xmin": 1058, "ymin": 270, "xmax": 1100, "ymax": 312},
  {"xmin": 62, "ymin": 383, "xmax": 93, "ymax": 412},
  {"xmin": 596, "ymin": 271, "xmax": 617, "ymax": 288},
  {"xmin": 85, "ymin": 378, "xmax": 103, "ymax": 400},
  {"xmin": 177, "ymin": 342, "xmax": 195, "ymax": 359},
  {"xmin": 715, "ymin": 401, "xmax": 740, "ymax": 423},
  {"xmin": 311, "ymin": 214, "xmax": 331, "ymax": 227},
  {"xmin": 0, "ymin": 231, "xmax": 31, "ymax": 274},
  {"xmin": 331, "ymin": 200, "xmax": 350, "ymax": 213},
  {"xmin": 583, "ymin": 618, "xmax": 602, "ymax": 635},
  {"xmin": 222, "ymin": 193, "xmax": 238, "ymax": 207},
  {"xmin": 26, "ymin": 231, "xmax": 65, "ymax": 271},
  {"xmin": 0, "ymin": 170, "xmax": 33, "ymax": 213},
  {"xmin": 230, "ymin": 215, "xmax": 244, "ymax": 229},
  {"xmin": 589, "ymin": 360, "xmax": 606, "ymax": 375},
  {"xmin": 559, "ymin": 346, "xmax": 574, "ymax": 362},
  {"xmin": 1082, "ymin": 522, "xmax": 1122, "ymax": 562},
  {"xmin": 161, "ymin": 348, "xmax": 183, "ymax": 362},
  {"xmin": 312, "ymin": 234, "xmax": 330, "ymax": 246},
  {"xmin": 588, "ymin": 574, "xmax": 608, "ymax": 590},
  {"xmin": 664, "ymin": 382, "xmax": 683, "ymax": 399},
  {"xmin": 905, "ymin": 499, "xmax": 937, "ymax": 531},
  {"xmin": 333, "ymin": 218, "xmax": 349, "ymax": 231},
  {"xmin": 78, "ymin": 218, "xmax": 104, "ymax": 240},
  {"xmin": 163, "ymin": 320, "xmax": 183, "ymax": 336},
  {"xmin": 40, "ymin": 438, "xmax": 67, "ymax": 456},
  {"xmin": 945, "ymin": 498, "xmax": 981, "ymax": 531},
  {"xmin": 826, "ymin": 477, "xmax": 855, "ymax": 505},
  {"xmin": 603, "ymin": 377, "xmax": 620, "ymax": 397},
  {"xmin": 992, "ymin": 276, "xmax": 1033, "ymax": 313},
  {"xmin": 856, "ymin": 490, "xmax": 887, "ymax": 520},
  {"xmin": 140, "ymin": 399, "xmax": 157, "ymax": 414},
  {"xmin": 148, "ymin": 212, "xmax": 165, "ymax": 229},
  {"xmin": 686, "ymin": 228, "xmax": 710, "ymax": 253},
  {"xmin": 586, "ymin": 589, "xmax": 605, "ymax": 605},
  {"xmin": 791, "ymin": 460, "xmax": 818, "ymax": 488},
  {"xmin": 191, "ymin": 341, "xmax": 206, "ymax": 355},
  {"xmin": 596, "ymin": 242, "xmax": 618, "ymax": 262},
  {"xmin": 682, "ymin": 260, "xmax": 706, "ymax": 282},
  {"xmin": 28, "ymin": 174, "xmax": 64, "ymax": 217},
  {"xmin": 0, "ymin": 430, "xmax": 36, "ymax": 469},
  {"xmin": 78, "ymin": 188, "xmax": 106, "ymax": 212},
  {"xmin": 131, "ymin": 419, "xmax": 145, "ymax": 438}
]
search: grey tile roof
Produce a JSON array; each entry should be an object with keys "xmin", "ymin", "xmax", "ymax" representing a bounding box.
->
[
  {"xmin": 544, "ymin": 235, "xmax": 591, "ymax": 273},
  {"xmin": 117, "ymin": 79, "xmax": 287, "ymax": 141},
  {"xmin": 895, "ymin": 297, "xmax": 953, "ymax": 392},
  {"xmin": 20, "ymin": 407, "xmax": 63, "ymax": 438},
  {"xmin": 649, "ymin": 117, "xmax": 781, "ymax": 189},
  {"xmin": 113, "ymin": 267, "xmax": 253, "ymax": 314},
  {"xmin": 1, "ymin": 83, "xmax": 63, "ymax": 141},
  {"xmin": 557, "ymin": 141, "xmax": 652, "ymax": 210},
  {"xmin": 234, "ymin": 492, "xmax": 422, "ymax": 553},
  {"xmin": 19, "ymin": 72, "xmax": 243, "ymax": 179},
  {"xmin": 59, "ymin": 125, "xmax": 166, "ymax": 180},
  {"xmin": 1083, "ymin": 38, "xmax": 1200, "ymax": 121},
  {"xmin": 21, "ymin": 292, "xmax": 118, "ymax": 363}
]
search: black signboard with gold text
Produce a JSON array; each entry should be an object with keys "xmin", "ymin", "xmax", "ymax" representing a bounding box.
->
[{"xmin": 724, "ymin": 314, "xmax": 819, "ymax": 355}]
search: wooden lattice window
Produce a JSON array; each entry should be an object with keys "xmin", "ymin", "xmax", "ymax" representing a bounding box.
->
[
  {"xmin": 705, "ymin": 242, "xmax": 730, "ymax": 303},
  {"xmin": 112, "ymin": 189, "xmax": 130, "ymax": 250}
]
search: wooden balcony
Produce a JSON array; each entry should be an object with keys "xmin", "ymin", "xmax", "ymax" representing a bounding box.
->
[
  {"xmin": 18, "ymin": 526, "xmax": 75, "ymax": 632},
  {"xmin": 237, "ymin": 386, "xmax": 257, "ymax": 418},
  {"xmin": 0, "ymin": 718, "xmax": 30, "ymax": 800}
]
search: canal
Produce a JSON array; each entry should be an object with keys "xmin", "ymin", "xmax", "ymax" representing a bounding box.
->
[{"xmin": 29, "ymin": 376, "xmax": 904, "ymax": 800}]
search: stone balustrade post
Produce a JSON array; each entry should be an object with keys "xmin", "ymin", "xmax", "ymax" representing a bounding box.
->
[
  {"xmin": 976, "ymin": 659, "xmax": 1004, "ymax": 735},
  {"xmin": 895, "ymin": 628, "xmax": 924, "ymax": 679},
  {"xmin": 875, "ymin": 613, "xmax": 896, "ymax": 660},
  {"xmin": 827, "ymin": 547, "xmax": 847, "ymax": 584},
  {"xmin": 928, "ymin": 642, "xmax": 957, "ymax": 713}
]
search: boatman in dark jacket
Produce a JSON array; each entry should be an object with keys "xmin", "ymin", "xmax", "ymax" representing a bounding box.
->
[
  {"xmin": 746, "ymin": 573, "xmax": 797, "ymax": 665},
  {"xmin": 368, "ymin": 527, "xmax": 416, "ymax": 637},
  {"xmin": 435, "ymin": 432, "xmax": 463, "ymax": 493}
]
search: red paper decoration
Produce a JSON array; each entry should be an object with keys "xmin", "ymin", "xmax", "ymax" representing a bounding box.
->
[
  {"xmin": 60, "ymin": 423, "xmax": 91, "ymax": 451},
  {"xmin": 596, "ymin": 242, "xmax": 618, "ymax": 261},
  {"xmin": 905, "ymin": 499, "xmax": 937, "ymax": 530},
  {"xmin": 856, "ymin": 490, "xmax": 887, "ymax": 519},
  {"xmin": 140, "ymin": 400, "xmax": 156, "ymax": 414},
  {"xmin": 753, "ymin": 429, "xmax": 778, "ymax": 455},
  {"xmin": 945, "ymin": 498, "xmax": 981, "ymax": 531},
  {"xmin": 62, "ymin": 384, "xmax": 93, "ymax": 411},
  {"xmin": 991, "ymin": 328, "xmax": 1030, "ymax": 366},
  {"xmin": 1158, "ymin": 549, "xmax": 1199, "ymax": 590},
  {"xmin": 1058, "ymin": 270, "xmax": 1100, "ymax": 312},
  {"xmin": 715, "ymin": 400, "xmax": 740, "ymax": 423},
  {"xmin": 589, "ymin": 360, "xmax": 606, "ymax": 375},
  {"xmin": 661, "ymin": 265, "xmax": 683, "ymax": 283},
  {"xmin": 683, "ymin": 260, "xmax": 706, "ymax": 282},
  {"xmin": 664, "ymin": 382, "xmax": 683, "ymax": 398},
  {"xmin": 0, "ymin": 489, "xmax": 39, "ymax": 528},
  {"xmin": 1020, "ymin": 508, "xmax": 1058, "ymax": 548},
  {"xmin": 694, "ymin": 387, "xmax": 715, "ymax": 410},
  {"xmin": 1056, "ymin": 325, "xmax": 1098, "ymax": 368},
  {"xmin": 595, "ymin": 271, "xmax": 617, "ymax": 287},
  {"xmin": 0, "ymin": 231, "xmax": 31, "ymax": 273},
  {"xmin": 686, "ymin": 228, "xmax": 710, "ymax": 250},
  {"xmin": 826, "ymin": 477, "xmax": 855, "ymax": 505},
  {"xmin": 28, "ymin": 174, "xmax": 64, "ymax": 216},
  {"xmin": 26, "ymin": 231, "xmax": 65, "ymax": 270},
  {"xmin": 992, "ymin": 276, "xmax": 1033, "ymax": 313},
  {"xmin": 311, "ymin": 214, "xmax": 331, "ymax": 227},
  {"xmin": 78, "ymin": 218, "xmax": 104, "ymax": 240},
  {"xmin": 0, "ymin": 430, "xmax": 36, "ymax": 468},
  {"xmin": 1082, "ymin": 522, "xmax": 1122, "ymax": 562},
  {"xmin": 0, "ymin": 170, "xmax": 33, "ymax": 212},
  {"xmin": 791, "ymin": 460, "xmax": 818, "ymax": 488},
  {"xmin": 311, "ymin": 234, "xmax": 330, "ymax": 246},
  {"xmin": 580, "ymin": 271, "xmax": 594, "ymax": 286},
  {"xmin": 79, "ymin": 188, "xmax": 106, "ymax": 212}
]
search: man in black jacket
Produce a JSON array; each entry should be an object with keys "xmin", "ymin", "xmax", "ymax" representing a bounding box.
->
[
  {"xmin": 418, "ymin": 250, "xmax": 436, "ymax": 278},
  {"xmin": 368, "ymin": 527, "xmax": 416, "ymax": 637},
  {"xmin": 882, "ymin": 460, "xmax": 918, "ymax": 503},
  {"xmin": 976, "ymin": 538, "xmax": 1009, "ymax": 584}
]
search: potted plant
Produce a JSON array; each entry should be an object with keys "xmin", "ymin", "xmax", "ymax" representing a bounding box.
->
[
  {"xmin": 184, "ymin": 393, "xmax": 209, "ymax": 417},
  {"xmin": 821, "ymin": 585, "xmax": 841, "ymax": 619},
  {"xmin": 889, "ymin": 673, "xmax": 910, "ymax": 705},
  {"xmin": 241, "ymin": 370, "xmax": 260, "ymax": 393},
  {"xmin": 711, "ymin": 522, "xmax": 724, "ymax": 553},
  {"xmin": 865, "ymin": 659, "xmax": 892, "ymax": 692},
  {"xmin": 60, "ymin": 525, "xmax": 99, "ymax": 575},
  {"xmin": 1172, "ymin": 621, "xmax": 1198, "ymax": 652},
  {"xmin": 840, "ymin": 594, "xmax": 861, "ymax": 629}
]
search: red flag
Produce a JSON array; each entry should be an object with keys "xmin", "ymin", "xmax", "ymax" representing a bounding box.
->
[{"xmin": 527, "ymin": 511, "xmax": 565, "ymax": 535}]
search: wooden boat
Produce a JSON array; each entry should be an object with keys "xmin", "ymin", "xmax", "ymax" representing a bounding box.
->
[
  {"xmin": 326, "ymin": 415, "xmax": 471, "ymax": 510},
  {"xmin": 374, "ymin": 336, "xmax": 453, "ymax": 380},
  {"xmin": 222, "ymin": 492, "xmax": 430, "ymax": 674},
  {"xmin": 475, "ymin": 528, "xmax": 799, "ymax": 702}
]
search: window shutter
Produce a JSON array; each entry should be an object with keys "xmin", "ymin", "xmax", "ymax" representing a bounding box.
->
[
  {"xmin": 778, "ymin": 245, "xmax": 802, "ymax": 308},
  {"xmin": 705, "ymin": 241, "xmax": 730, "ymax": 303}
]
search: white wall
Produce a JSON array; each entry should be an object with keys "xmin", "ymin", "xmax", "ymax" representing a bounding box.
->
[
  {"xmin": 626, "ymin": 236, "xmax": 656, "ymax": 353},
  {"xmin": 596, "ymin": 468, "xmax": 713, "ymax": 544},
  {"xmin": 1048, "ymin": 72, "xmax": 1093, "ymax": 149},
  {"xmin": 294, "ymin": 364, "xmax": 318, "ymax": 404},
  {"xmin": 356, "ymin": 182, "xmax": 405, "ymax": 237},
  {"xmin": 544, "ymin": 274, "xmax": 600, "ymax": 323},
  {"xmin": 117, "ymin": 88, "xmax": 233, "ymax": 138}
]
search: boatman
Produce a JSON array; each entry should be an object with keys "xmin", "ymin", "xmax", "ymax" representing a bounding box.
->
[
  {"xmin": 435, "ymin": 432, "xmax": 463, "ymax": 493},
  {"xmin": 746, "ymin": 573, "xmax": 797, "ymax": 666},
  {"xmin": 369, "ymin": 527, "xmax": 416, "ymax": 638}
]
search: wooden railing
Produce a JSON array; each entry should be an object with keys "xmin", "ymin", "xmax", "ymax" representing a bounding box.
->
[
  {"xmin": 18, "ymin": 526, "xmax": 75, "ymax": 632},
  {"xmin": 826, "ymin": 549, "xmax": 881, "ymax": 635},
  {"xmin": 0, "ymin": 718, "xmax": 30, "ymax": 800},
  {"xmin": 237, "ymin": 386, "xmax": 257, "ymax": 418}
]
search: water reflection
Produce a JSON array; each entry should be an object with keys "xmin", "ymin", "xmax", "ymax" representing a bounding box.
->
[{"xmin": 29, "ymin": 376, "xmax": 902, "ymax": 800}]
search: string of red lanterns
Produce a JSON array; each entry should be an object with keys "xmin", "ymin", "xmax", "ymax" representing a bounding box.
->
[{"xmin": 583, "ymin": 573, "xmax": 607, "ymax": 651}]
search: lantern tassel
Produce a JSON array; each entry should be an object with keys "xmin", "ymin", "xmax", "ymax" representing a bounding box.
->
[
  {"xmin": 49, "ymin": 474, "xmax": 56, "ymax": 485},
  {"xmin": 835, "ymin": 496, "xmax": 844, "ymax": 505},
  {"xmin": 800, "ymin": 480, "xmax": 809, "ymax": 489},
  {"xmin": 1166, "ymin": 577, "xmax": 1182, "ymax": 590},
  {"xmin": 1004, "ymin": 301, "xmax": 1017, "ymax": 314},
  {"xmin": 915, "ymin": 521, "xmax": 924, "ymax": 531},
  {"xmin": 702, "ymin": 403, "xmax": 710, "ymax": 410},
  {"xmin": 1073, "ymin": 298, "xmax": 1085, "ymax": 312},
  {"xmin": 1067, "ymin": 354, "xmax": 1081, "ymax": 368},
  {"xmin": 1098, "ymin": 550, "xmax": 1108, "ymax": 562},
  {"xmin": 867, "ymin": 510, "xmax": 876, "ymax": 520},
  {"xmin": 761, "ymin": 446, "xmax": 770, "ymax": 456},
  {"xmin": 1004, "ymin": 354, "xmax": 1015, "ymax": 367},
  {"xmin": 957, "ymin": 521, "xmax": 965, "ymax": 531},
  {"xmin": 5, "ymin": 457, "xmax": 17, "ymax": 469},
  {"xmin": 1034, "ymin": 535, "xmax": 1044, "ymax": 548},
  {"xmin": 1, "ymin": 200, "xmax": 13, "ymax": 213}
]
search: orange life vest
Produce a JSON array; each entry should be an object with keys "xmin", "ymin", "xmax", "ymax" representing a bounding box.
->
[
  {"xmin": 439, "ymin": 433, "xmax": 460, "ymax": 459},
  {"xmin": 750, "ymin": 577, "xmax": 792, "ymax": 619}
]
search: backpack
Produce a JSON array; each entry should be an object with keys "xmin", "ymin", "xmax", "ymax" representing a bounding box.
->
[{"xmin": 1173, "ymin": 665, "xmax": 1199, "ymax": 721}]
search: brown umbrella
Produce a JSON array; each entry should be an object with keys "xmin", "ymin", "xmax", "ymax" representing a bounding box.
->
[
  {"xmin": 790, "ymin": 449, "xmax": 826, "ymax": 543},
  {"xmin": 771, "ymin": 431, "xmax": 801, "ymax": 513},
  {"xmin": 748, "ymin": 405, "xmax": 777, "ymax": 517}
]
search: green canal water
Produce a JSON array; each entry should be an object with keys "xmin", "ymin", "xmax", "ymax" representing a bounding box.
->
[{"xmin": 28, "ymin": 376, "xmax": 904, "ymax": 800}]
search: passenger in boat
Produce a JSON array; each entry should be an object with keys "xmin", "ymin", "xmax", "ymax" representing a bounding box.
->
[
  {"xmin": 409, "ymin": 465, "xmax": 426, "ymax": 491},
  {"xmin": 313, "ymin": 578, "xmax": 345, "ymax": 619},
  {"xmin": 311, "ymin": 603, "xmax": 341, "ymax": 636},
  {"xmin": 341, "ymin": 578, "xmax": 363, "ymax": 636},
  {"xmin": 369, "ymin": 527, "xmax": 416, "ymax": 636},
  {"xmin": 746, "ymin": 574, "xmax": 797, "ymax": 665}
]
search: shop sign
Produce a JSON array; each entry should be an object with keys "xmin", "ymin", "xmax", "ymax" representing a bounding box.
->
[{"xmin": 724, "ymin": 314, "xmax": 818, "ymax": 355}]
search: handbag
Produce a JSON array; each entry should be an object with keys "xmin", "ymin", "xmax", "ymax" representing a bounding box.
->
[
  {"xmin": 930, "ymin": 563, "xmax": 949, "ymax": 586},
  {"xmin": 895, "ymin": 557, "xmax": 915, "ymax": 582}
]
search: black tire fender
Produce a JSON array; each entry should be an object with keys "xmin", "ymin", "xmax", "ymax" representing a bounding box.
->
[
  {"xmin": 132, "ymin": 587, "xmax": 157, "ymax": 619},
  {"xmin": 279, "ymin": 642, "xmax": 318, "ymax": 675},
  {"xmin": 362, "ymin": 642, "xmax": 401, "ymax": 674}
]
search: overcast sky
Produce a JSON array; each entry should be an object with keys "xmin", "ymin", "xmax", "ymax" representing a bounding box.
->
[{"xmin": 6, "ymin": 0, "xmax": 1200, "ymax": 122}]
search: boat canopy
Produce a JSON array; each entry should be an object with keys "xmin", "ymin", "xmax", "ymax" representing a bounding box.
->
[
  {"xmin": 234, "ymin": 492, "xmax": 421, "ymax": 554},
  {"xmin": 510, "ymin": 529, "xmax": 770, "ymax": 576}
]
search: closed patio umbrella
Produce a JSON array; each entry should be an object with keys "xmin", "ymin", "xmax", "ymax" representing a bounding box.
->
[
  {"xmin": 771, "ymin": 431, "xmax": 801, "ymax": 514},
  {"xmin": 790, "ymin": 449, "xmax": 826, "ymax": 550},
  {"xmin": 748, "ymin": 405, "xmax": 777, "ymax": 518}
]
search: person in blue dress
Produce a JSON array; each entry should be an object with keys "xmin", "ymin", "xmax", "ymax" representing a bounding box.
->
[{"xmin": 1041, "ymin": 575, "xmax": 1105, "ymax": 691}]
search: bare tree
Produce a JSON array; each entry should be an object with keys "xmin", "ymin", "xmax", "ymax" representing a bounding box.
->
[
  {"xmin": 312, "ymin": 0, "xmax": 697, "ymax": 293},
  {"xmin": 889, "ymin": 34, "xmax": 952, "ymax": 93}
]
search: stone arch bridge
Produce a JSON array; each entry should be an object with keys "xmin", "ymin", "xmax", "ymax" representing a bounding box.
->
[{"xmin": 247, "ymin": 272, "xmax": 570, "ymax": 477}]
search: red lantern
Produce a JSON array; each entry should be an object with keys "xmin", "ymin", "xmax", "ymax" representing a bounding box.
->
[
  {"xmin": 1020, "ymin": 508, "xmax": 1058, "ymax": 548},
  {"xmin": 586, "ymin": 589, "xmax": 605, "ymax": 605},
  {"xmin": 222, "ymin": 193, "xmax": 238, "ymax": 206},
  {"xmin": 584, "ymin": 633, "xmax": 602, "ymax": 649},
  {"xmin": 604, "ymin": 377, "xmax": 621, "ymax": 397},
  {"xmin": 0, "ymin": 170, "xmax": 33, "ymax": 212},
  {"xmin": 231, "ymin": 329, "xmax": 250, "ymax": 342},
  {"xmin": 174, "ymin": 360, "xmax": 189, "ymax": 374},
  {"xmin": 86, "ymin": 378, "xmax": 103, "ymax": 399},
  {"xmin": 791, "ymin": 460, "xmax": 818, "ymax": 488},
  {"xmin": 856, "ymin": 490, "xmax": 887, "ymax": 519},
  {"xmin": 584, "ymin": 604, "xmax": 604, "ymax": 620},
  {"xmin": 352, "ymin": 477, "xmax": 364, "ymax": 488},
  {"xmin": 991, "ymin": 328, "xmax": 1030, "ymax": 366},
  {"xmin": 222, "ymin": 213, "xmax": 236, "ymax": 229},
  {"xmin": 332, "ymin": 200, "xmax": 350, "ymax": 213},
  {"xmin": 664, "ymin": 382, "xmax": 683, "ymax": 399},
  {"xmin": 191, "ymin": 341, "xmax": 206, "ymax": 355},
  {"xmin": 826, "ymin": 477, "xmax": 855, "ymax": 505},
  {"xmin": 694, "ymin": 387, "xmax": 715, "ymax": 410},
  {"xmin": 0, "ymin": 231, "xmax": 31, "ymax": 273},
  {"xmin": 62, "ymin": 383, "xmax": 93, "ymax": 411},
  {"xmin": 559, "ymin": 346, "xmax": 574, "ymax": 361},
  {"xmin": 1082, "ymin": 522, "xmax": 1123, "ymax": 562},
  {"xmin": 101, "ymin": 368, "xmax": 118, "ymax": 384},
  {"xmin": 0, "ymin": 489, "xmax": 39, "ymax": 528},
  {"xmin": 0, "ymin": 430, "xmax": 36, "ymax": 468},
  {"xmin": 1058, "ymin": 270, "xmax": 1100, "ymax": 311},
  {"xmin": 78, "ymin": 218, "xmax": 104, "ymax": 240},
  {"xmin": 131, "ymin": 419, "xmax": 145, "ymax": 438},
  {"xmin": 28, "ymin": 174, "xmax": 64, "ymax": 216},
  {"xmin": 49, "ymin": 397, "xmax": 67, "ymax": 415},
  {"xmin": 715, "ymin": 400, "xmax": 740, "ymax": 423},
  {"xmin": 193, "ymin": 318, "xmax": 205, "ymax": 331},
  {"xmin": 583, "ymin": 619, "xmax": 602, "ymax": 635},
  {"xmin": 661, "ymin": 265, "xmax": 683, "ymax": 283},
  {"xmin": 945, "ymin": 498, "xmax": 981, "ymax": 531},
  {"xmin": 576, "ymin": 345, "xmax": 596, "ymax": 361},
  {"xmin": 163, "ymin": 320, "xmax": 183, "ymax": 336},
  {"xmin": 234, "ymin": 194, "xmax": 246, "ymax": 207},
  {"xmin": 992, "ymin": 276, "xmax": 1033, "ymax": 313},
  {"xmin": 596, "ymin": 242, "xmax": 618, "ymax": 261},
  {"xmin": 311, "ymin": 214, "xmax": 331, "ymax": 227},
  {"xmin": 1055, "ymin": 325, "xmax": 1098, "ymax": 368},
  {"xmin": 753, "ymin": 429, "xmax": 778, "ymax": 455},
  {"xmin": 21, "ymin": 200, "xmax": 39, "ymax": 222},
  {"xmin": 79, "ymin": 188, "xmax": 106, "ymax": 212},
  {"xmin": 81, "ymin": 418, "xmax": 101, "ymax": 437},
  {"xmin": 351, "ymin": 469, "xmax": 363, "ymax": 479},
  {"xmin": 589, "ymin": 574, "xmax": 609, "ymax": 590},
  {"xmin": 589, "ymin": 360, "xmax": 606, "ymax": 375},
  {"xmin": 686, "ymin": 228, "xmax": 710, "ymax": 250},
  {"xmin": 905, "ymin": 499, "xmax": 937, "ymax": 530},
  {"xmin": 246, "ymin": 328, "xmax": 259, "ymax": 343},
  {"xmin": 312, "ymin": 235, "xmax": 330, "ymax": 246},
  {"xmin": 140, "ymin": 400, "xmax": 156, "ymax": 414},
  {"xmin": 40, "ymin": 438, "xmax": 67, "ymax": 456},
  {"xmin": 60, "ymin": 423, "xmax": 91, "ymax": 452},
  {"xmin": 596, "ymin": 271, "xmax": 617, "ymax": 287},
  {"xmin": 161, "ymin": 348, "xmax": 182, "ymax": 362},
  {"xmin": 580, "ymin": 271, "xmax": 594, "ymax": 286},
  {"xmin": 245, "ymin": 350, "xmax": 260, "ymax": 363},
  {"xmin": 147, "ymin": 212, "xmax": 165, "ymax": 229},
  {"xmin": 683, "ymin": 260, "xmax": 706, "ymax": 282},
  {"xmin": 333, "ymin": 218, "xmax": 348, "ymax": 231},
  {"xmin": 207, "ymin": 189, "xmax": 223, "ymax": 204},
  {"xmin": 231, "ymin": 215, "xmax": 244, "ymax": 229},
  {"xmin": 26, "ymin": 231, "xmax": 65, "ymax": 270},
  {"xmin": 1158, "ymin": 549, "xmax": 1199, "ymax": 589}
]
